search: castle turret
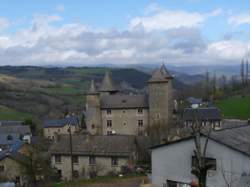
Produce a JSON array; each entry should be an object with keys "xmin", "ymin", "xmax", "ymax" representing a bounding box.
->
[
  {"xmin": 99, "ymin": 71, "xmax": 118, "ymax": 95},
  {"xmin": 85, "ymin": 80, "xmax": 102, "ymax": 135},
  {"xmin": 148, "ymin": 64, "xmax": 173, "ymax": 127}
]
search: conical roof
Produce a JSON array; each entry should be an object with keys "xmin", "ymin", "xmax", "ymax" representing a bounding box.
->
[
  {"xmin": 148, "ymin": 64, "xmax": 173, "ymax": 83},
  {"xmin": 87, "ymin": 79, "xmax": 98, "ymax": 94},
  {"xmin": 99, "ymin": 71, "xmax": 118, "ymax": 92}
]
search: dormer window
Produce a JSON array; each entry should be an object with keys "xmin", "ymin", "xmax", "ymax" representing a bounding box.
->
[
  {"xmin": 107, "ymin": 109, "xmax": 112, "ymax": 115},
  {"xmin": 7, "ymin": 135, "xmax": 13, "ymax": 141},
  {"xmin": 138, "ymin": 108, "xmax": 143, "ymax": 114}
]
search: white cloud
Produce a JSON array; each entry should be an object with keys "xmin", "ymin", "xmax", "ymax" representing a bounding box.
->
[
  {"xmin": 0, "ymin": 10, "xmax": 248, "ymax": 66},
  {"xmin": 228, "ymin": 14, "xmax": 250, "ymax": 26},
  {"xmin": 56, "ymin": 4, "xmax": 65, "ymax": 12},
  {"xmin": 0, "ymin": 18, "xmax": 10, "ymax": 30},
  {"xmin": 129, "ymin": 4, "xmax": 222, "ymax": 32}
]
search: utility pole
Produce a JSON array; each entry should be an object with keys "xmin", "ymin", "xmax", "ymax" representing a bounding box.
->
[{"xmin": 68, "ymin": 116, "xmax": 74, "ymax": 180}]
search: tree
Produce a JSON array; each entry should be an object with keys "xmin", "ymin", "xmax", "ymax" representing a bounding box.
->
[
  {"xmin": 204, "ymin": 71, "xmax": 210, "ymax": 101},
  {"xmin": 241, "ymin": 59, "xmax": 245, "ymax": 86},
  {"xmin": 23, "ymin": 119, "xmax": 37, "ymax": 135},
  {"xmin": 190, "ymin": 113, "xmax": 213, "ymax": 187},
  {"xmin": 246, "ymin": 60, "xmax": 249, "ymax": 87}
]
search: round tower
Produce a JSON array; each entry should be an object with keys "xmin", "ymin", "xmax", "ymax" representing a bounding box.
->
[{"xmin": 85, "ymin": 80, "xmax": 102, "ymax": 135}]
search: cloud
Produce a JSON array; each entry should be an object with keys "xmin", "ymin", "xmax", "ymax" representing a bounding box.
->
[
  {"xmin": 129, "ymin": 4, "xmax": 221, "ymax": 32},
  {"xmin": 0, "ymin": 18, "xmax": 10, "ymax": 30},
  {"xmin": 0, "ymin": 9, "xmax": 248, "ymax": 67},
  {"xmin": 56, "ymin": 4, "xmax": 65, "ymax": 12},
  {"xmin": 228, "ymin": 13, "xmax": 250, "ymax": 26}
]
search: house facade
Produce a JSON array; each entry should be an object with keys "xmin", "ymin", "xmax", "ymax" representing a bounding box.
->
[
  {"xmin": 43, "ymin": 117, "xmax": 79, "ymax": 140},
  {"xmin": 151, "ymin": 126, "xmax": 250, "ymax": 187},
  {"xmin": 85, "ymin": 64, "xmax": 173, "ymax": 136},
  {"xmin": 183, "ymin": 107, "xmax": 222, "ymax": 130},
  {"xmin": 49, "ymin": 134, "xmax": 150, "ymax": 180}
]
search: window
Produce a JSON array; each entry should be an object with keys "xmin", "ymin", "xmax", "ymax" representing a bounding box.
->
[
  {"xmin": 72, "ymin": 156, "xmax": 79, "ymax": 164},
  {"xmin": 123, "ymin": 110, "xmax": 126, "ymax": 113},
  {"xmin": 57, "ymin": 169, "xmax": 62, "ymax": 178},
  {"xmin": 89, "ymin": 156, "xmax": 96, "ymax": 165},
  {"xmin": 107, "ymin": 120, "xmax": 112, "ymax": 127},
  {"xmin": 138, "ymin": 120, "xmax": 143, "ymax": 127},
  {"xmin": 192, "ymin": 156, "xmax": 216, "ymax": 170},
  {"xmin": 55, "ymin": 155, "xmax": 61, "ymax": 163},
  {"xmin": 107, "ymin": 109, "xmax": 112, "ymax": 115},
  {"xmin": 73, "ymin": 170, "xmax": 79, "ymax": 178},
  {"xmin": 167, "ymin": 180, "xmax": 191, "ymax": 187},
  {"xmin": 107, "ymin": 130, "xmax": 113, "ymax": 135},
  {"xmin": 111, "ymin": 157, "xmax": 118, "ymax": 166},
  {"xmin": 7, "ymin": 135, "xmax": 13, "ymax": 141},
  {"xmin": 138, "ymin": 108, "xmax": 143, "ymax": 114},
  {"xmin": 91, "ymin": 124, "xmax": 95, "ymax": 129},
  {"xmin": 0, "ymin": 165, "xmax": 4, "ymax": 172}
]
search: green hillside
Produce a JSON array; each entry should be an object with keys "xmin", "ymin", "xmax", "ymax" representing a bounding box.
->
[
  {"xmin": 217, "ymin": 96, "xmax": 250, "ymax": 120},
  {"xmin": 0, "ymin": 66, "xmax": 185, "ymax": 123}
]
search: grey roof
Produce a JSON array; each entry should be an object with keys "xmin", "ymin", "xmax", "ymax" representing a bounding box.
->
[
  {"xmin": 183, "ymin": 107, "xmax": 221, "ymax": 121},
  {"xmin": 99, "ymin": 71, "xmax": 118, "ymax": 92},
  {"xmin": 152, "ymin": 125, "xmax": 250, "ymax": 156},
  {"xmin": 0, "ymin": 121, "xmax": 23, "ymax": 126},
  {"xmin": 209, "ymin": 125, "xmax": 250, "ymax": 156},
  {"xmin": 49, "ymin": 135, "xmax": 136, "ymax": 157},
  {"xmin": 187, "ymin": 97, "xmax": 203, "ymax": 105},
  {"xmin": 0, "ymin": 125, "xmax": 31, "ymax": 135},
  {"xmin": 148, "ymin": 64, "xmax": 173, "ymax": 83},
  {"xmin": 221, "ymin": 119, "xmax": 249, "ymax": 129},
  {"xmin": 101, "ymin": 94, "xmax": 148, "ymax": 109},
  {"xmin": 43, "ymin": 117, "xmax": 78, "ymax": 128}
]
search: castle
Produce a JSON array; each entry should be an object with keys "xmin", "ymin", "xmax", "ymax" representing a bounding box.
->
[{"xmin": 85, "ymin": 64, "xmax": 173, "ymax": 136}]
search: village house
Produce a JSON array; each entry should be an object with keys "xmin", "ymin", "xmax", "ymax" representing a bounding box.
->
[
  {"xmin": 49, "ymin": 134, "xmax": 150, "ymax": 180},
  {"xmin": 183, "ymin": 107, "xmax": 222, "ymax": 130},
  {"xmin": 0, "ymin": 136, "xmax": 29, "ymax": 186},
  {"xmin": 0, "ymin": 123, "xmax": 31, "ymax": 144},
  {"xmin": 43, "ymin": 116, "xmax": 79, "ymax": 140},
  {"xmin": 151, "ymin": 125, "xmax": 250, "ymax": 187},
  {"xmin": 85, "ymin": 64, "xmax": 174, "ymax": 136}
]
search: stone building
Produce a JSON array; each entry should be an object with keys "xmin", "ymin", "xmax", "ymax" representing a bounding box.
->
[
  {"xmin": 49, "ymin": 134, "xmax": 150, "ymax": 180},
  {"xmin": 85, "ymin": 64, "xmax": 173, "ymax": 136},
  {"xmin": 43, "ymin": 117, "xmax": 79, "ymax": 140}
]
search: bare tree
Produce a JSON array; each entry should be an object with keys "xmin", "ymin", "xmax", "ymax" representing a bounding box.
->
[
  {"xmin": 191, "ymin": 114, "xmax": 213, "ymax": 187},
  {"xmin": 241, "ymin": 59, "xmax": 245, "ymax": 86}
]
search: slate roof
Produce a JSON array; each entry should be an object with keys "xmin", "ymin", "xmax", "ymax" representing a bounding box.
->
[
  {"xmin": 43, "ymin": 117, "xmax": 78, "ymax": 128},
  {"xmin": 0, "ymin": 125, "xmax": 31, "ymax": 135},
  {"xmin": 49, "ymin": 135, "xmax": 137, "ymax": 157},
  {"xmin": 187, "ymin": 97, "xmax": 203, "ymax": 105},
  {"xmin": 152, "ymin": 125, "xmax": 250, "ymax": 156},
  {"xmin": 99, "ymin": 71, "xmax": 118, "ymax": 92},
  {"xmin": 183, "ymin": 107, "xmax": 221, "ymax": 121},
  {"xmin": 0, "ymin": 121, "xmax": 23, "ymax": 126},
  {"xmin": 148, "ymin": 64, "xmax": 173, "ymax": 83},
  {"xmin": 101, "ymin": 94, "xmax": 148, "ymax": 109}
]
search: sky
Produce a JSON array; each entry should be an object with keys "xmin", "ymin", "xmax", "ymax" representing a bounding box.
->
[{"xmin": 0, "ymin": 0, "xmax": 250, "ymax": 66}]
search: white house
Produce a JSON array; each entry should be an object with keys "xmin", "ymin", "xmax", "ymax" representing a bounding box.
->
[{"xmin": 151, "ymin": 125, "xmax": 250, "ymax": 187}]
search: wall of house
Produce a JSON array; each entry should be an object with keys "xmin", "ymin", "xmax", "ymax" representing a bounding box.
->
[
  {"xmin": 43, "ymin": 125, "xmax": 77, "ymax": 140},
  {"xmin": 51, "ymin": 155, "xmax": 129, "ymax": 180},
  {"xmin": 0, "ymin": 157, "xmax": 25, "ymax": 185},
  {"xmin": 101, "ymin": 108, "xmax": 149, "ymax": 135},
  {"xmin": 151, "ymin": 138, "xmax": 250, "ymax": 187}
]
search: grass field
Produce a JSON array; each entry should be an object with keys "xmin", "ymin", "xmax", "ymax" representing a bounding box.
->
[
  {"xmin": 48, "ymin": 175, "xmax": 146, "ymax": 187},
  {"xmin": 0, "ymin": 105, "xmax": 33, "ymax": 121},
  {"xmin": 217, "ymin": 95, "xmax": 250, "ymax": 120}
]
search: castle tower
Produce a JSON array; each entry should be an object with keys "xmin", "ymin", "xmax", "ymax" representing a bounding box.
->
[
  {"xmin": 85, "ymin": 80, "xmax": 102, "ymax": 135},
  {"xmin": 148, "ymin": 64, "xmax": 173, "ymax": 127},
  {"xmin": 98, "ymin": 71, "xmax": 118, "ymax": 96}
]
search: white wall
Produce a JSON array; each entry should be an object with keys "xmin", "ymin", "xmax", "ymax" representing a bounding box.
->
[{"xmin": 152, "ymin": 137, "xmax": 250, "ymax": 187}]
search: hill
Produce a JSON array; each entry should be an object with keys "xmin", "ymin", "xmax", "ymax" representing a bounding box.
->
[
  {"xmin": 217, "ymin": 96, "xmax": 250, "ymax": 120},
  {"xmin": 0, "ymin": 66, "xmax": 186, "ymax": 123}
]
